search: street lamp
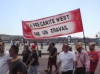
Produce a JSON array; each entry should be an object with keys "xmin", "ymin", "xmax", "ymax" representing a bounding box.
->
[
  {"xmin": 96, "ymin": 31, "xmax": 100, "ymax": 45},
  {"xmin": 96, "ymin": 31, "xmax": 100, "ymax": 38},
  {"xmin": 98, "ymin": 32, "xmax": 100, "ymax": 38}
]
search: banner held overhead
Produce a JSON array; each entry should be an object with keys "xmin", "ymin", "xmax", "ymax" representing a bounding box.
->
[{"xmin": 22, "ymin": 9, "xmax": 83, "ymax": 39}]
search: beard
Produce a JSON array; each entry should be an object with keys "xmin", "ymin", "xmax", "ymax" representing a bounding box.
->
[{"xmin": 89, "ymin": 48, "xmax": 94, "ymax": 51}]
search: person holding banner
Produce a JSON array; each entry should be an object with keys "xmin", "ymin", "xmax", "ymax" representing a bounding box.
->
[{"xmin": 74, "ymin": 43, "xmax": 90, "ymax": 74}]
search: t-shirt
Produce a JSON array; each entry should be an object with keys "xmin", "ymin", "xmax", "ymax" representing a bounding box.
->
[
  {"xmin": 30, "ymin": 50, "xmax": 39, "ymax": 66},
  {"xmin": 9, "ymin": 59, "xmax": 27, "ymax": 74},
  {"xmin": 0, "ymin": 50, "xmax": 10, "ymax": 74},
  {"xmin": 58, "ymin": 51, "xmax": 76, "ymax": 72},
  {"xmin": 50, "ymin": 47, "xmax": 57, "ymax": 59},
  {"xmin": 22, "ymin": 49, "xmax": 31, "ymax": 63},
  {"xmin": 88, "ymin": 50, "xmax": 99, "ymax": 72}
]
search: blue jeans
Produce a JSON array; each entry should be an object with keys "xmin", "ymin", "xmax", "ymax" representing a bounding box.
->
[{"xmin": 28, "ymin": 65, "xmax": 39, "ymax": 74}]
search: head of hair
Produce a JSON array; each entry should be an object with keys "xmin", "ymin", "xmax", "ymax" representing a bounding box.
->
[
  {"xmin": 64, "ymin": 44, "xmax": 69, "ymax": 49},
  {"xmin": 75, "ymin": 43, "xmax": 83, "ymax": 50},
  {"xmin": 62, "ymin": 44, "xmax": 68, "ymax": 48},
  {"xmin": 11, "ymin": 45, "xmax": 19, "ymax": 54},
  {"xmin": 89, "ymin": 43, "xmax": 95, "ymax": 47},
  {"xmin": 51, "ymin": 42, "xmax": 55, "ymax": 46},
  {"xmin": 63, "ymin": 44, "xmax": 69, "ymax": 52}
]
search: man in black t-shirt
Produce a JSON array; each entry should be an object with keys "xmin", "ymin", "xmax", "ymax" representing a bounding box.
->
[
  {"xmin": 48, "ymin": 42, "xmax": 57, "ymax": 74},
  {"xmin": 22, "ymin": 44, "xmax": 31, "ymax": 66},
  {"xmin": 9, "ymin": 45, "xmax": 27, "ymax": 74},
  {"xmin": 9, "ymin": 59, "xmax": 27, "ymax": 74},
  {"xmin": 28, "ymin": 44, "xmax": 39, "ymax": 74},
  {"xmin": 44, "ymin": 43, "xmax": 52, "ymax": 72}
]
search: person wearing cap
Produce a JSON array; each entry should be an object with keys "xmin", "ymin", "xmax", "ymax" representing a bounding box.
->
[
  {"xmin": 88, "ymin": 44, "xmax": 99, "ymax": 74},
  {"xmin": 57, "ymin": 44, "xmax": 76, "ymax": 74},
  {"xmin": 28, "ymin": 44, "xmax": 39, "ymax": 74},
  {"xmin": 74, "ymin": 43, "xmax": 90, "ymax": 74}
]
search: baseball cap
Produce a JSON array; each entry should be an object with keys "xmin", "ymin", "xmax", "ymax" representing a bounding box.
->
[{"xmin": 31, "ymin": 44, "xmax": 36, "ymax": 49}]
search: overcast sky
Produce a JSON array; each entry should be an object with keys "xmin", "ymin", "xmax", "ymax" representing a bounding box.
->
[{"xmin": 0, "ymin": 0, "xmax": 100, "ymax": 38}]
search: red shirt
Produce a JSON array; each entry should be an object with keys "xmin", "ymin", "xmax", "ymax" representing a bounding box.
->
[{"xmin": 88, "ymin": 50, "xmax": 99, "ymax": 72}]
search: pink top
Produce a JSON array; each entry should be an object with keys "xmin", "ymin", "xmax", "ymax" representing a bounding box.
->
[{"xmin": 76, "ymin": 49, "xmax": 90, "ymax": 72}]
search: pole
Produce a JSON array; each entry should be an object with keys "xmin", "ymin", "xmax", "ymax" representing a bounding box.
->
[
  {"xmin": 79, "ymin": 9, "xmax": 87, "ymax": 51},
  {"xmin": 83, "ymin": 31, "xmax": 87, "ymax": 51}
]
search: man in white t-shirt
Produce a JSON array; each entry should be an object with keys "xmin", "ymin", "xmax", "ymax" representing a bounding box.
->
[
  {"xmin": 57, "ymin": 44, "xmax": 76, "ymax": 74},
  {"xmin": 0, "ymin": 40, "xmax": 10, "ymax": 74}
]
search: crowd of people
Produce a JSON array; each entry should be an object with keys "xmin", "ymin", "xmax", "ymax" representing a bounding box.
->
[{"xmin": 0, "ymin": 39, "xmax": 100, "ymax": 74}]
